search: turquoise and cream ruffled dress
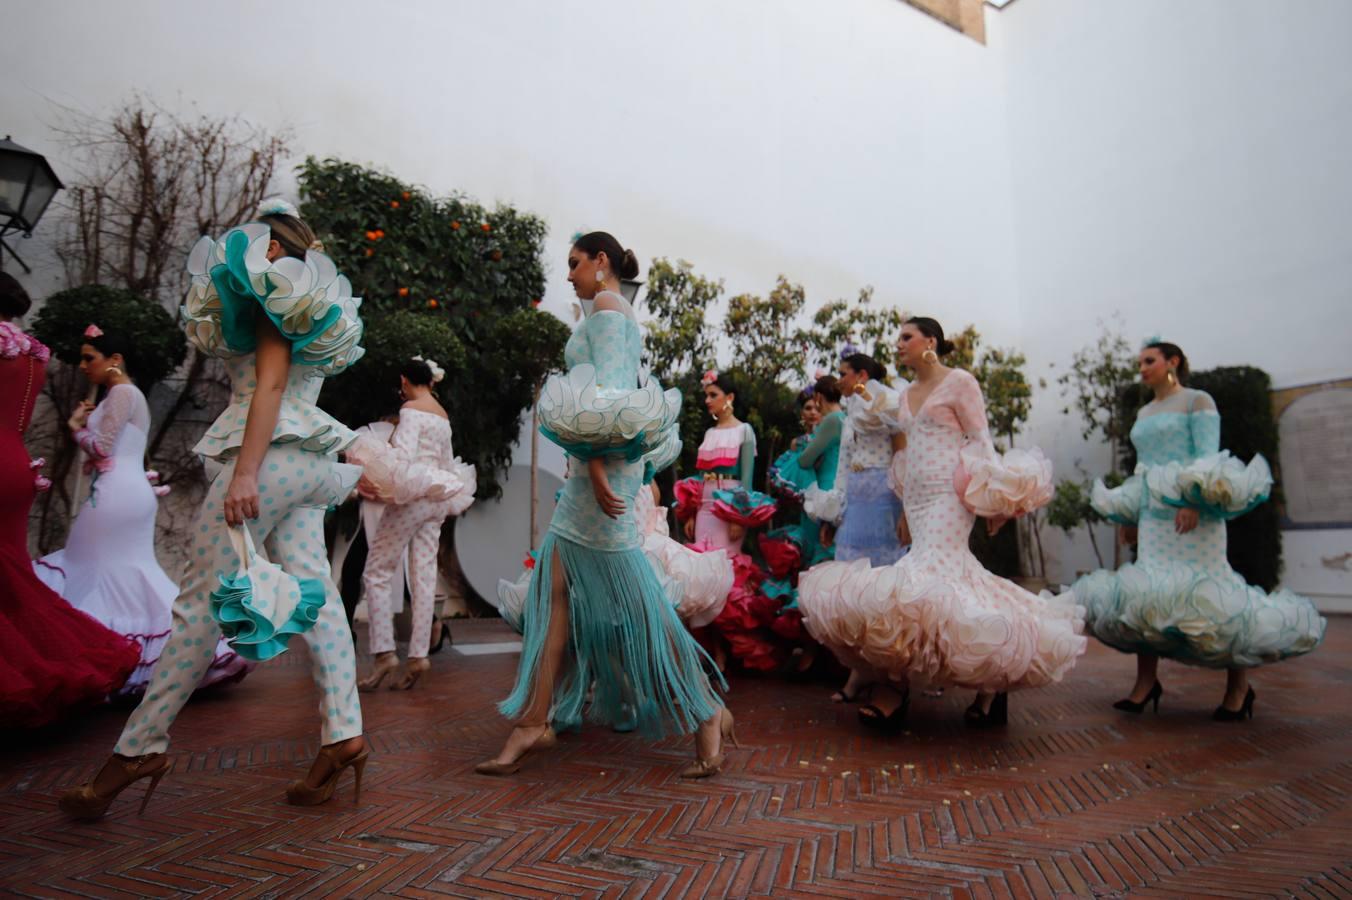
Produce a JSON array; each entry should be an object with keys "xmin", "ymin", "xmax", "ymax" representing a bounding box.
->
[
  {"xmin": 1073, "ymin": 389, "xmax": 1325, "ymax": 668},
  {"xmin": 500, "ymin": 291, "xmax": 723, "ymax": 737}
]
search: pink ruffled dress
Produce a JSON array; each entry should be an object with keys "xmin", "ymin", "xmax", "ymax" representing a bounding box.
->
[{"xmin": 797, "ymin": 369, "xmax": 1085, "ymax": 692}]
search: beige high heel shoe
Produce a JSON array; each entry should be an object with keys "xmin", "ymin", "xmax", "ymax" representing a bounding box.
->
[
  {"xmin": 391, "ymin": 657, "xmax": 431, "ymax": 691},
  {"xmin": 680, "ymin": 707, "xmax": 735, "ymax": 779},
  {"xmin": 474, "ymin": 725, "xmax": 558, "ymax": 776},
  {"xmin": 58, "ymin": 753, "xmax": 172, "ymax": 821},
  {"xmin": 285, "ymin": 742, "xmax": 369, "ymax": 806},
  {"xmin": 357, "ymin": 652, "xmax": 399, "ymax": 692}
]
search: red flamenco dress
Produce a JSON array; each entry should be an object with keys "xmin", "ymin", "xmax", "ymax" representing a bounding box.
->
[{"xmin": 0, "ymin": 322, "xmax": 139, "ymax": 728}]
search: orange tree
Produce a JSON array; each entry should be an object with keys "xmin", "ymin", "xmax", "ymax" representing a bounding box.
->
[{"xmin": 299, "ymin": 157, "xmax": 569, "ymax": 498}]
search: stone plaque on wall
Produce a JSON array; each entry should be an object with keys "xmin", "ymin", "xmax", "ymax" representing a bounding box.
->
[{"xmin": 1275, "ymin": 381, "xmax": 1352, "ymax": 529}]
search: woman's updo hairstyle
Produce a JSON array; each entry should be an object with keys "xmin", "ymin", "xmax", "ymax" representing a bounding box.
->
[
  {"xmin": 0, "ymin": 272, "xmax": 32, "ymax": 319},
  {"xmin": 401, "ymin": 357, "xmax": 435, "ymax": 387},
  {"xmin": 905, "ymin": 316, "xmax": 956, "ymax": 356},
  {"xmin": 573, "ymin": 231, "xmax": 640, "ymax": 280},
  {"xmin": 842, "ymin": 352, "xmax": 887, "ymax": 382},
  {"xmin": 85, "ymin": 329, "xmax": 137, "ymax": 378},
  {"xmin": 813, "ymin": 374, "xmax": 843, "ymax": 403},
  {"xmin": 1146, "ymin": 340, "xmax": 1190, "ymax": 383},
  {"xmin": 255, "ymin": 198, "xmax": 322, "ymax": 260}
]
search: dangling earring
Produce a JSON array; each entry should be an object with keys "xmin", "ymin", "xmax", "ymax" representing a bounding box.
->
[
  {"xmin": 1166, "ymin": 369, "xmax": 1177, "ymax": 386},
  {"xmin": 921, "ymin": 347, "xmax": 939, "ymax": 366},
  {"xmin": 595, "ymin": 270, "xmax": 607, "ymax": 291},
  {"xmin": 106, "ymin": 365, "xmax": 124, "ymax": 378}
]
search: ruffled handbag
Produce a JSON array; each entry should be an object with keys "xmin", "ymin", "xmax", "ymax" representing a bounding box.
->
[{"xmin": 209, "ymin": 526, "xmax": 326, "ymax": 661}]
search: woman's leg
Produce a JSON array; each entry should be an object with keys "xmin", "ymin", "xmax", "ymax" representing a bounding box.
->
[
  {"xmin": 1127, "ymin": 652, "xmax": 1160, "ymax": 702},
  {"xmin": 266, "ymin": 504, "xmax": 365, "ymax": 785},
  {"xmin": 490, "ymin": 547, "xmax": 570, "ymax": 764},
  {"xmin": 405, "ymin": 509, "xmax": 443, "ymax": 660},
  {"xmin": 1221, "ymin": 666, "xmax": 1250, "ymax": 710},
  {"xmin": 360, "ymin": 501, "xmax": 422, "ymax": 657}
]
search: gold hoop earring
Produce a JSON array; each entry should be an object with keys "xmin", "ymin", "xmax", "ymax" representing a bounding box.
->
[
  {"xmin": 106, "ymin": 366, "xmax": 124, "ymax": 377},
  {"xmin": 921, "ymin": 349, "xmax": 939, "ymax": 366}
]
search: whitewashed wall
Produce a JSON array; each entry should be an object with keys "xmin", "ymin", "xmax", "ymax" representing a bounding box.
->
[{"xmin": 2, "ymin": 0, "xmax": 1019, "ymax": 343}]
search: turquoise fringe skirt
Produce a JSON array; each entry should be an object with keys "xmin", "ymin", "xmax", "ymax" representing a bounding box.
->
[{"xmin": 500, "ymin": 532, "xmax": 726, "ymax": 739}]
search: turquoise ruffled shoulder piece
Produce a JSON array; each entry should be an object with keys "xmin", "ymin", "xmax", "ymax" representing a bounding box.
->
[
  {"xmin": 183, "ymin": 224, "xmax": 365, "ymax": 376},
  {"xmin": 769, "ymin": 445, "xmax": 815, "ymax": 500}
]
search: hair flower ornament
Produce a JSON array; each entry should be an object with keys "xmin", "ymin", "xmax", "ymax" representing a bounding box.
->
[
  {"xmin": 412, "ymin": 354, "xmax": 446, "ymax": 384},
  {"xmin": 1140, "ymin": 333, "xmax": 1163, "ymax": 349},
  {"xmin": 701, "ymin": 370, "xmax": 718, "ymax": 387},
  {"xmin": 255, "ymin": 196, "xmax": 300, "ymax": 219},
  {"xmin": 839, "ymin": 342, "xmax": 860, "ymax": 360},
  {"xmin": 83, "ymin": 324, "xmax": 104, "ymax": 339}
]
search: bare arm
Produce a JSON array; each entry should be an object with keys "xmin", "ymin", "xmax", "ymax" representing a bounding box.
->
[{"xmin": 224, "ymin": 318, "xmax": 290, "ymax": 526}]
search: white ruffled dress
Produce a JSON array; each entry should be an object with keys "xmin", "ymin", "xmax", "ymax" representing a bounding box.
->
[
  {"xmin": 798, "ymin": 369, "xmax": 1085, "ymax": 691},
  {"xmin": 1074, "ymin": 389, "xmax": 1324, "ymax": 667}
]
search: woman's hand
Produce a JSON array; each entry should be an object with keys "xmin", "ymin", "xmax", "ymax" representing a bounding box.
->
[
  {"xmin": 356, "ymin": 473, "xmax": 381, "ymax": 501},
  {"xmin": 728, "ymin": 523, "xmax": 746, "ymax": 543},
  {"xmin": 820, "ymin": 523, "xmax": 836, "ymax": 548},
  {"xmin": 589, "ymin": 457, "xmax": 625, "ymax": 519},
  {"xmin": 1174, "ymin": 508, "xmax": 1200, "ymax": 534},
  {"xmin": 684, "ymin": 517, "xmax": 696, "ymax": 541},
  {"xmin": 896, "ymin": 514, "xmax": 912, "ymax": 546},
  {"xmin": 986, "ymin": 515, "xmax": 1010, "ymax": 536},
  {"xmin": 224, "ymin": 471, "xmax": 260, "ymax": 526},
  {"xmin": 1119, "ymin": 525, "xmax": 1138, "ymax": 546},
  {"xmin": 67, "ymin": 400, "xmax": 95, "ymax": 432}
]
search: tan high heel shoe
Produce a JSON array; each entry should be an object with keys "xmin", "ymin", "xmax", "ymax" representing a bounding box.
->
[
  {"xmin": 285, "ymin": 742, "xmax": 369, "ymax": 807},
  {"xmin": 391, "ymin": 657, "xmax": 431, "ymax": 691},
  {"xmin": 680, "ymin": 707, "xmax": 735, "ymax": 779},
  {"xmin": 58, "ymin": 753, "xmax": 172, "ymax": 821},
  {"xmin": 357, "ymin": 652, "xmax": 399, "ymax": 692},
  {"xmin": 474, "ymin": 725, "xmax": 558, "ymax": 776}
]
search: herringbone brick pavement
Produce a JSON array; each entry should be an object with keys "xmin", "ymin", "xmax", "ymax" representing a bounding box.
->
[{"xmin": 2, "ymin": 616, "xmax": 1349, "ymax": 898}]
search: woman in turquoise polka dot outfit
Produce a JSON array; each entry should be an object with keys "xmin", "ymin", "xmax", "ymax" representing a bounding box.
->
[
  {"xmin": 1073, "ymin": 340, "xmax": 1325, "ymax": 721},
  {"xmin": 60, "ymin": 200, "xmax": 370, "ymax": 820},
  {"xmin": 479, "ymin": 232, "xmax": 732, "ymax": 779}
]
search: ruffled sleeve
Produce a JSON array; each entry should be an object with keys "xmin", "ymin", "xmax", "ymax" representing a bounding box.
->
[
  {"xmin": 805, "ymin": 419, "xmax": 851, "ymax": 525},
  {"xmin": 537, "ymin": 311, "xmax": 680, "ymax": 463},
  {"xmin": 673, "ymin": 477, "xmax": 703, "ymax": 523},
  {"xmin": 847, "ymin": 382, "xmax": 902, "ymax": 435},
  {"xmin": 182, "ymin": 224, "xmax": 365, "ymax": 376},
  {"xmin": 1091, "ymin": 473, "xmax": 1145, "ymax": 526},
  {"xmin": 950, "ymin": 371, "xmax": 1054, "ymax": 518},
  {"xmin": 1143, "ymin": 391, "xmax": 1271, "ymax": 520},
  {"xmin": 345, "ymin": 415, "xmax": 477, "ymax": 511}
]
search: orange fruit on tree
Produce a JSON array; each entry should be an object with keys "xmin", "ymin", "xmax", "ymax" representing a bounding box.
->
[
  {"xmin": 427, "ymin": 298, "xmax": 439, "ymax": 309},
  {"xmin": 401, "ymin": 191, "xmax": 411, "ymax": 201},
  {"xmin": 365, "ymin": 248, "xmax": 375, "ymax": 257},
  {"xmin": 398, "ymin": 287, "xmax": 410, "ymax": 298},
  {"xmin": 365, "ymin": 230, "xmax": 377, "ymax": 241},
  {"xmin": 481, "ymin": 223, "xmax": 491, "ymax": 232},
  {"xmin": 450, "ymin": 221, "xmax": 461, "ymax": 231},
  {"xmin": 374, "ymin": 229, "xmax": 385, "ymax": 239},
  {"xmin": 390, "ymin": 200, "xmax": 400, "ymax": 209}
]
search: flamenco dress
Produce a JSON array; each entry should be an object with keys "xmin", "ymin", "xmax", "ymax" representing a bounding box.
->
[
  {"xmin": 798, "ymin": 370, "xmax": 1085, "ymax": 692},
  {"xmin": 0, "ymin": 323, "xmax": 139, "ymax": 728},
  {"xmin": 674, "ymin": 423, "xmax": 780, "ymax": 670},
  {"xmin": 501, "ymin": 291, "xmax": 722, "ymax": 738},
  {"xmin": 764, "ymin": 409, "xmax": 844, "ymax": 642},
  {"xmin": 36, "ymin": 383, "xmax": 251, "ymax": 695},
  {"xmin": 1072, "ymin": 388, "xmax": 1324, "ymax": 667}
]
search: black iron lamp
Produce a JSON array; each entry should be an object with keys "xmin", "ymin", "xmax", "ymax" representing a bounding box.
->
[{"xmin": 0, "ymin": 136, "xmax": 63, "ymax": 273}]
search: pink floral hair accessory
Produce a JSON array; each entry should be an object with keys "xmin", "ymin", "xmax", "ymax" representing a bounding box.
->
[
  {"xmin": 701, "ymin": 370, "xmax": 718, "ymax": 387},
  {"xmin": 84, "ymin": 324, "xmax": 103, "ymax": 338}
]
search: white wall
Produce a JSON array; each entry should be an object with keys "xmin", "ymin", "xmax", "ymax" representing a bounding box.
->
[
  {"xmin": 993, "ymin": 0, "xmax": 1352, "ymax": 600},
  {"xmin": 2, "ymin": 0, "xmax": 1020, "ymax": 348}
]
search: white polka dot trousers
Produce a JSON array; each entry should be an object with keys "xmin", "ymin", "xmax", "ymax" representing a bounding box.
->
[
  {"xmin": 114, "ymin": 448, "xmax": 362, "ymax": 756},
  {"xmin": 362, "ymin": 497, "xmax": 450, "ymax": 658}
]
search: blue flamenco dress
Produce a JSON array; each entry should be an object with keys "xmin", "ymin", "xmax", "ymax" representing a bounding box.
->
[
  {"xmin": 1073, "ymin": 389, "xmax": 1325, "ymax": 668},
  {"xmin": 503, "ymin": 292, "xmax": 723, "ymax": 738}
]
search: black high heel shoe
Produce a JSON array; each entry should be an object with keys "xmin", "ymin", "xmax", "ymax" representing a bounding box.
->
[
  {"xmin": 1212, "ymin": 687, "xmax": 1256, "ymax": 722},
  {"xmin": 858, "ymin": 686, "xmax": 910, "ymax": 734},
  {"xmin": 1113, "ymin": 680, "xmax": 1163, "ymax": 714},
  {"xmin": 964, "ymin": 692, "xmax": 1008, "ymax": 728},
  {"xmin": 428, "ymin": 618, "xmax": 452, "ymax": 655}
]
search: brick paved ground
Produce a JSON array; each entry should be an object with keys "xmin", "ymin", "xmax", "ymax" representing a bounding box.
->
[{"xmin": 2, "ymin": 616, "xmax": 1349, "ymax": 898}]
